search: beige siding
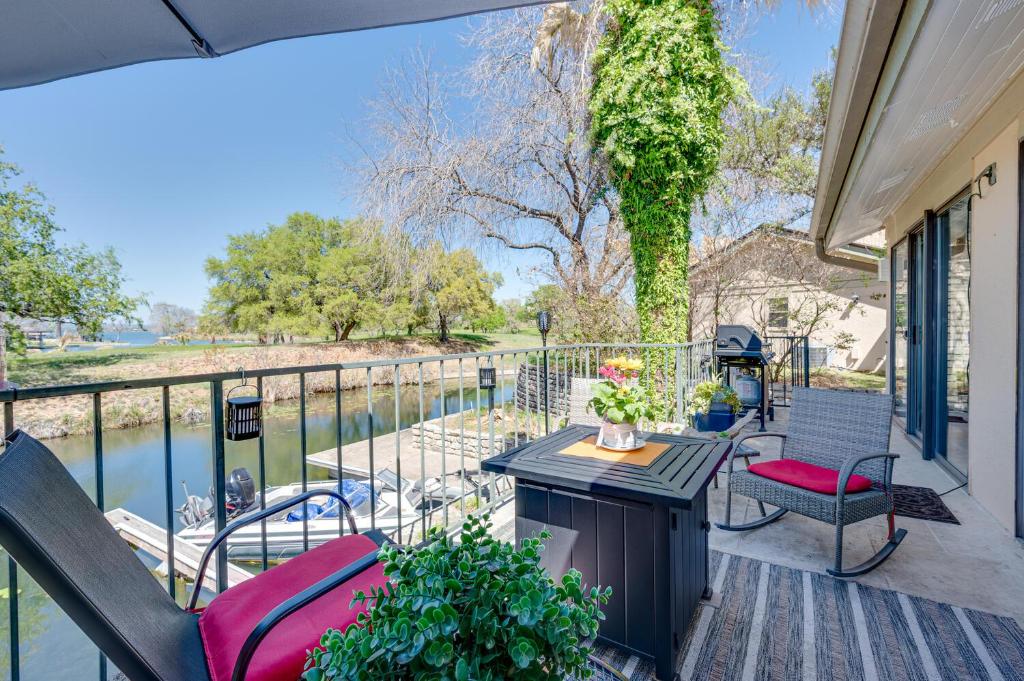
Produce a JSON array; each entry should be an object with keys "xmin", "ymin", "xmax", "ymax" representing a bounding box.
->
[
  {"xmin": 691, "ymin": 240, "xmax": 887, "ymax": 372},
  {"xmin": 966, "ymin": 122, "xmax": 1018, "ymax": 531}
]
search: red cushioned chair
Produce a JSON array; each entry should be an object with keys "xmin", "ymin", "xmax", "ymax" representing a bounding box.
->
[
  {"xmin": 716, "ymin": 388, "xmax": 907, "ymax": 577},
  {"xmin": 0, "ymin": 430, "xmax": 389, "ymax": 681}
]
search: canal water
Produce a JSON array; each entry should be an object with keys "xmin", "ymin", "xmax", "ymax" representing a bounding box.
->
[{"xmin": 0, "ymin": 379, "xmax": 516, "ymax": 680}]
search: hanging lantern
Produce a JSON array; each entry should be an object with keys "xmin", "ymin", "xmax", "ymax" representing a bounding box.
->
[
  {"xmin": 226, "ymin": 371, "xmax": 262, "ymax": 441},
  {"xmin": 478, "ymin": 366, "xmax": 497, "ymax": 390}
]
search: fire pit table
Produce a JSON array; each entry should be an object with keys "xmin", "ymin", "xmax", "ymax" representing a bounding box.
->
[{"xmin": 481, "ymin": 425, "xmax": 731, "ymax": 681}]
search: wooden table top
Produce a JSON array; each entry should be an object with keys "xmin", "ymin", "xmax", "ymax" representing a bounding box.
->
[{"xmin": 481, "ymin": 424, "xmax": 731, "ymax": 509}]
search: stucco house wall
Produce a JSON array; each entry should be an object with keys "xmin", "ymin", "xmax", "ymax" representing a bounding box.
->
[
  {"xmin": 883, "ymin": 69, "xmax": 1024, "ymax": 532},
  {"xmin": 690, "ymin": 235, "xmax": 888, "ymax": 373}
]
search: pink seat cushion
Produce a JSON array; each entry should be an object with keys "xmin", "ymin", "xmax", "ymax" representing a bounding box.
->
[
  {"xmin": 747, "ymin": 458, "xmax": 874, "ymax": 495},
  {"xmin": 198, "ymin": 533, "xmax": 386, "ymax": 681}
]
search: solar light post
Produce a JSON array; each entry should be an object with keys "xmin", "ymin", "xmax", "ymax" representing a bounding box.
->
[
  {"xmin": 479, "ymin": 365, "xmax": 498, "ymax": 504},
  {"xmin": 536, "ymin": 311, "xmax": 551, "ymax": 435}
]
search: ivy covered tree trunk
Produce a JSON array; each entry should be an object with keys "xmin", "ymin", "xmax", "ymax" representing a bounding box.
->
[
  {"xmin": 628, "ymin": 215, "xmax": 690, "ymax": 343},
  {"xmin": 0, "ymin": 321, "xmax": 8, "ymax": 389},
  {"xmin": 590, "ymin": 0, "xmax": 736, "ymax": 343}
]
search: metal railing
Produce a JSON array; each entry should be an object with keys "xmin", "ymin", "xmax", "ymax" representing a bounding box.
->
[
  {"xmin": 763, "ymin": 335, "xmax": 812, "ymax": 407},
  {"xmin": 0, "ymin": 339, "xmax": 730, "ymax": 680}
]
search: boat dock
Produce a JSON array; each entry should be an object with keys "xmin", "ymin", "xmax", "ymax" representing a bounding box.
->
[
  {"xmin": 305, "ymin": 426, "xmax": 484, "ymax": 481},
  {"xmin": 105, "ymin": 508, "xmax": 253, "ymax": 589}
]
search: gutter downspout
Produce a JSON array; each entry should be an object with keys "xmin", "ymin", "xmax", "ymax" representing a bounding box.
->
[{"xmin": 815, "ymin": 237, "xmax": 877, "ymax": 273}]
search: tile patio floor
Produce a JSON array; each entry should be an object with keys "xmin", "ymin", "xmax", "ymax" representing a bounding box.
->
[{"xmin": 710, "ymin": 407, "xmax": 1024, "ymax": 626}]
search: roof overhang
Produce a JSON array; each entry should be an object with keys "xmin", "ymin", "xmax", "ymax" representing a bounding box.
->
[
  {"xmin": 811, "ymin": 0, "xmax": 1024, "ymax": 252},
  {"xmin": 809, "ymin": 0, "xmax": 905, "ymax": 253},
  {"xmin": 0, "ymin": 1, "xmax": 558, "ymax": 91}
]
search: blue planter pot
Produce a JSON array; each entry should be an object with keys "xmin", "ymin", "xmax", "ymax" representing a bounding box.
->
[{"xmin": 693, "ymin": 410, "xmax": 736, "ymax": 432}]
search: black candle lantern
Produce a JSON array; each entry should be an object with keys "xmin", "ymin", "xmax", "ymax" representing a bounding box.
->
[
  {"xmin": 536, "ymin": 311, "xmax": 551, "ymax": 342},
  {"xmin": 478, "ymin": 366, "xmax": 497, "ymax": 390},
  {"xmin": 226, "ymin": 372, "xmax": 262, "ymax": 441},
  {"xmin": 536, "ymin": 311, "xmax": 552, "ymax": 434}
]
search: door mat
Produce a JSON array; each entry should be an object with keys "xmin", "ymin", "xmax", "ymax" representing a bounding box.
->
[{"xmin": 892, "ymin": 484, "xmax": 960, "ymax": 524}]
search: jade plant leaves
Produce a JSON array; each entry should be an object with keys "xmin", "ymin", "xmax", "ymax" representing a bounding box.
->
[{"xmin": 302, "ymin": 513, "xmax": 611, "ymax": 680}]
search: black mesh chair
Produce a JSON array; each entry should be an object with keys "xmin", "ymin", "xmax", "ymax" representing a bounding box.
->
[{"xmin": 0, "ymin": 430, "xmax": 388, "ymax": 681}]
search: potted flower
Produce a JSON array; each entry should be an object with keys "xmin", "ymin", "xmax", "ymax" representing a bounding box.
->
[
  {"xmin": 303, "ymin": 514, "xmax": 610, "ymax": 680},
  {"xmin": 687, "ymin": 377, "xmax": 742, "ymax": 432},
  {"xmin": 587, "ymin": 356, "xmax": 658, "ymax": 449}
]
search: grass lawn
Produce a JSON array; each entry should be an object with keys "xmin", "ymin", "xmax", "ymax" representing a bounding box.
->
[
  {"xmin": 809, "ymin": 368, "xmax": 886, "ymax": 392},
  {"xmin": 4, "ymin": 329, "xmax": 551, "ymax": 438},
  {"xmin": 7, "ymin": 329, "xmax": 544, "ymax": 388}
]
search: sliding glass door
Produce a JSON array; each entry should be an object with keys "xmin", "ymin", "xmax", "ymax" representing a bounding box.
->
[
  {"xmin": 891, "ymin": 229, "xmax": 925, "ymax": 436},
  {"xmin": 892, "ymin": 240, "xmax": 910, "ymax": 420},
  {"xmin": 891, "ymin": 194, "xmax": 971, "ymax": 480},
  {"xmin": 937, "ymin": 195, "xmax": 971, "ymax": 476}
]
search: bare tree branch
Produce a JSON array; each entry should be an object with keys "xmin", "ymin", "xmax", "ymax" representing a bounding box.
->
[{"xmin": 350, "ymin": 4, "xmax": 631, "ymax": 306}]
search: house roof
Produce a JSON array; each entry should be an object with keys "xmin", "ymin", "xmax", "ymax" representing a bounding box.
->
[
  {"xmin": 0, "ymin": 1, "xmax": 557, "ymax": 91},
  {"xmin": 810, "ymin": 0, "xmax": 1024, "ymax": 251},
  {"xmin": 692, "ymin": 225, "xmax": 881, "ymax": 273}
]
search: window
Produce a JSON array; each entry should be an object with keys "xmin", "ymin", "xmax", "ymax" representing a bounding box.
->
[{"xmin": 768, "ymin": 298, "xmax": 789, "ymax": 331}]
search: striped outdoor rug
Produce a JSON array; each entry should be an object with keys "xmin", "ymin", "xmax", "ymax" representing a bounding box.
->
[{"xmin": 588, "ymin": 551, "xmax": 1024, "ymax": 681}]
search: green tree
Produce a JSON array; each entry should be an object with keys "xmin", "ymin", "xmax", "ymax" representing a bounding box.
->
[
  {"xmin": 472, "ymin": 306, "xmax": 507, "ymax": 333},
  {"xmin": 203, "ymin": 230, "xmax": 277, "ymax": 342},
  {"xmin": 204, "ymin": 214, "xmax": 412, "ymax": 342},
  {"xmin": 0, "ymin": 148, "xmax": 142, "ymax": 381},
  {"xmin": 590, "ymin": 0, "xmax": 736, "ymax": 343},
  {"xmin": 500, "ymin": 298, "xmax": 524, "ymax": 333},
  {"xmin": 420, "ymin": 245, "xmax": 500, "ymax": 342},
  {"xmin": 196, "ymin": 310, "xmax": 229, "ymax": 344}
]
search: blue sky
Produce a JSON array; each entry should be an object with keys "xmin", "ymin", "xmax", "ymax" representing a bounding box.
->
[{"xmin": 0, "ymin": 2, "xmax": 840, "ymax": 315}]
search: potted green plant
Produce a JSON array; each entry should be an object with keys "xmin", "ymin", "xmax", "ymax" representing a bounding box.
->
[
  {"xmin": 303, "ymin": 514, "xmax": 610, "ymax": 680},
  {"xmin": 687, "ymin": 377, "xmax": 741, "ymax": 432},
  {"xmin": 588, "ymin": 356, "xmax": 658, "ymax": 449}
]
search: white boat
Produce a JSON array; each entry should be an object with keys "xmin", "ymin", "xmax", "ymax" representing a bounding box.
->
[{"xmin": 176, "ymin": 466, "xmax": 477, "ymax": 561}]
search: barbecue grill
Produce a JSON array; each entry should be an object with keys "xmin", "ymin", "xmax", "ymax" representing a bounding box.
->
[{"xmin": 714, "ymin": 325, "xmax": 773, "ymax": 431}]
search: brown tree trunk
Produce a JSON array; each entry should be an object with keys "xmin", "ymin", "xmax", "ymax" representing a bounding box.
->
[
  {"xmin": 438, "ymin": 313, "xmax": 450, "ymax": 343},
  {"xmin": 337, "ymin": 320, "xmax": 358, "ymax": 341}
]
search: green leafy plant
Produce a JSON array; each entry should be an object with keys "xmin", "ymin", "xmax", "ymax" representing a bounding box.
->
[
  {"xmin": 590, "ymin": 0, "xmax": 738, "ymax": 344},
  {"xmin": 687, "ymin": 377, "xmax": 741, "ymax": 416},
  {"xmin": 303, "ymin": 514, "xmax": 610, "ymax": 680},
  {"xmin": 588, "ymin": 356, "xmax": 658, "ymax": 424}
]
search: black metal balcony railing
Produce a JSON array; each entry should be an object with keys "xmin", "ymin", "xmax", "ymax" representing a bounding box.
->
[
  {"xmin": 0, "ymin": 338, "xmax": 805, "ymax": 680},
  {"xmin": 764, "ymin": 335, "xmax": 812, "ymax": 406}
]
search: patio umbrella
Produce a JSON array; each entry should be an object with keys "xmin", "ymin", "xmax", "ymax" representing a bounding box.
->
[{"xmin": 0, "ymin": 0, "xmax": 557, "ymax": 91}]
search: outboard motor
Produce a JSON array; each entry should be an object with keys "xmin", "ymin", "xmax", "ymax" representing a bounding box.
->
[{"xmin": 225, "ymin": 468, "xmax": 256, "ymax": 517}]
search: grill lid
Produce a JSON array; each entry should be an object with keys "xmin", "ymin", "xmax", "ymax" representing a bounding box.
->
[{"xmin": 714, "ymin": 325, "xmax": 772, "ymax": 362}]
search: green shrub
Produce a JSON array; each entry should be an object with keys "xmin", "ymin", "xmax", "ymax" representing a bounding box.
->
[
  {"xmin": 303, "ymin": 514, "xmax": 610, "ymax": 680},
  {"xmin": 687, "ymin": 377, "xmax": 741, "ymax": 416}
]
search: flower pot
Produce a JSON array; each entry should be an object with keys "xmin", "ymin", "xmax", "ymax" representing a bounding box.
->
[
  {"xmin": 596, "ymin": 419, "xmax": 638, "ymax": 449},
  {"xmin": 693, "ymin": 410, "xmax": 736, "ymax": 433}
]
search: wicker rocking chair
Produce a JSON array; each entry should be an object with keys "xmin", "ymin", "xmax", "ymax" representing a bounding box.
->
[{"xmin": 717, "ymin": 387, "xmax": 907, "ymax": 577}]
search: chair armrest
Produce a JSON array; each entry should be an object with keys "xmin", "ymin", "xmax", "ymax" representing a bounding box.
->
[
  {"xmin": 230, "ymin": 548, "xmax": 383, "ymax": 681},
  {"xmin": 836, "ymin": 452, "xmax": 900, "ymax": 507},
  {"xmin": 188, "ymin": 489, "xmax": 359, "ymax": 610},
  {"xmin": 725, "ymin": 432, "xmax": 787, "ymax": 472}
]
